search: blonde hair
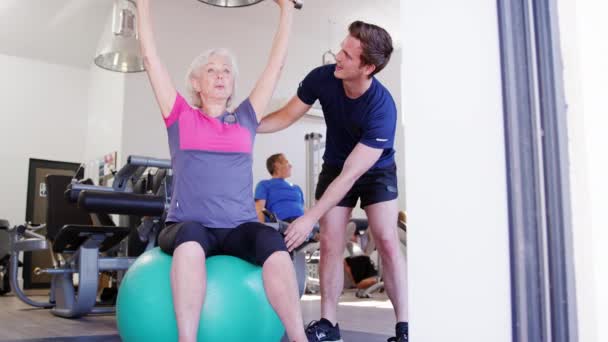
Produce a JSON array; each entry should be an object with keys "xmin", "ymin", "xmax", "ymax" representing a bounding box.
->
[{"xmin": 184, "ymin": 48, "xmax": 239, "ymax": 108}]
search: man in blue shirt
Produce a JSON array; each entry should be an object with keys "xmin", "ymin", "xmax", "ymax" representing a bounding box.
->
[
  {"xmin": 255, "ymin": 153, "xmax": 305, "ymax": 223},
  {"xmin": 258, "ymin": 21, "xmax": 408, "ymax": 342}
]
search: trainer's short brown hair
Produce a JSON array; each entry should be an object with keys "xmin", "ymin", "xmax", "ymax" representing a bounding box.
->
[{"xmin": 348, "ymin": 21, "xmax": 394, "ymax": 77}]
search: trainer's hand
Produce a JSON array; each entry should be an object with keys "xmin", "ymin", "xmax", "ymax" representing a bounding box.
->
[{"xmin": 284, "ymin": 214, "xmax": 315, "ymax": 252}]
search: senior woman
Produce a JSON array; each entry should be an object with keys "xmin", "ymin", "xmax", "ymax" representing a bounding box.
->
[{"xmin": 136, "ymin": 1, "xmax": 309, "ymax": 341}]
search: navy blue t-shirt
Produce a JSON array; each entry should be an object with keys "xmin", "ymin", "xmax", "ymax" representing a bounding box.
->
[
  {"xmin": 297, "ymin": 64, "xmax": 397, "ymax": 169},
  {"xmin": 254, "ymin": 178, "xmax": 305, "ymax": 221}
]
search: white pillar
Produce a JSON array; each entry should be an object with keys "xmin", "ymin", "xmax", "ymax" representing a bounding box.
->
[{"xmin": 401, "ymin": 1, "xmax": 512, "ymax": 341}]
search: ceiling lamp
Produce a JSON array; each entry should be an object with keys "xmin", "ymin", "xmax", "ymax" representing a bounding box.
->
[{"xmin": 94, "ymin": 0, "xmax": 145, "ymax": 73}]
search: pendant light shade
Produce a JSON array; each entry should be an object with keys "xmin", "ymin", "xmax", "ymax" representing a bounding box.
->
[{"xmin": 94, "ymin": 0, "xmax": 145, "ymax": 73}]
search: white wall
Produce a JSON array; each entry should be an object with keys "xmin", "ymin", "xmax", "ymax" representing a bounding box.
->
[
  {"xmin": 401, "ymin": 1, "xmax": 512, "ymax": 341},
  {"xmin": 556, "ymin": 0, "xmax": 598, "ymax": 340},
  {"xmin": 557, "ymin": 0, "xmax": 608, "ymax": 341},
  {"xmin": 84, "ymin": 10, "xmax": 126, "ymax": 168},
  {"xmin": 576, "ymin": 2, "xmax": 608, "ymax": 340},
  {"xmin": 84, "ymin": 65, "xmax": 125, "ymax": 166},
  {"xmin": 118, "ymin": 0, "xmax": 404, "ymax": 210},
  {"xmin": 0, "ymin": 54, "xmax": 89, "ymax": 225},
  {"xmin": 121, "ymin": 74, "xmax": 169, "ymax": 163}
]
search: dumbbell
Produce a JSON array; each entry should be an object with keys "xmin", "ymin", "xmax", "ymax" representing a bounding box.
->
[
  {"xmin": 198, "ymin": 0, "xmax": 303, "ymax": 9},
  {"xmin": 291, "ymin": 0, "xmax": 303, "ymax": 9}
]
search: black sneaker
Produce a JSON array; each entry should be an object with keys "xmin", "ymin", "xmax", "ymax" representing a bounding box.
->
[
  {"xmin": 387, "ymin": 333, "xmax": 408, "ymax": 342},
  {"xmin": 305, "ymin": 318, "xmax": 343, "ymax": 342}
]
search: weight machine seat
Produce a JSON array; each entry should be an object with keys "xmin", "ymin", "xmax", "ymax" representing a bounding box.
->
[
  {"xmin": 78, "ymin": 191, "xmax": 165, "ymax": 217},
  {"xmin": 52, "ymin": 225, "xmax": 131, "ymax": 254}
]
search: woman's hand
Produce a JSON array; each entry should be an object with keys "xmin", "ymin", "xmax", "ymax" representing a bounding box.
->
[{"xmin": 274, "ymin": 0, "xmax": 292, "ymax": 8}]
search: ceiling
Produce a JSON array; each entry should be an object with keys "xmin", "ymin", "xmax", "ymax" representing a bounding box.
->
[
  {"xmin": 0, "ymin": 0, "xmax": 112, "ymax": 68},
  {"xmin": 0, "ymin": 0, "xmax": 401, "ymax": 69}
]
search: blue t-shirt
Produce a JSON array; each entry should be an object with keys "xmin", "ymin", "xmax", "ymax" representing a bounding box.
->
[
  {"xmin": 297, "ymin": 64, "xmax": 397, "ymax": 169},
  {"xmin": 254, "ymin": 178, "xmax": 304, "ymax": 221}
]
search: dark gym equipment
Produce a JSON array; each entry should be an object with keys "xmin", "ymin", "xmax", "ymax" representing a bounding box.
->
[{"xmin": 3, "ymin": 156, "xmax": 172, "ymax": 318}]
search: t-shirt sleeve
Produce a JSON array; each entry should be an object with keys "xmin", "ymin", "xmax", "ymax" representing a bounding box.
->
[
  {"xmin": 164, "ymin": 93, "xmax": 190, "ymax": 128},
  {"xmin": 234, "ymin": 98, "xmax": 259, "ymax": 132},
  {"xmin": 360, "ymin": 101, "xmax": 397, "ymax": 150},
  {"xmin": 297, "ymin": 66, "xmax": 326, "ymax": 105},
  {"xmin": 254, "ymin": 181, "xmax": 269, "ymax": 201}
]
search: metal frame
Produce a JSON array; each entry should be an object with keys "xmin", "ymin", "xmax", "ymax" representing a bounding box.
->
[
  {"xmin": 497, "ymin": 0, "xmax": 578, "ymax": 341},
  {"xmin": 532, "ymin": 1, "xmax": 579, "ymax": 340},
  {"xmin": 304, "ymin": 133, "xmax": 325, "ymax": 209}
]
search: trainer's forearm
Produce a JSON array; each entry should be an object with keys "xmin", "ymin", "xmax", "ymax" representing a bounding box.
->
[{"xmin": 257, "ymin": 107, "xmax": 296, "ymax": 133}]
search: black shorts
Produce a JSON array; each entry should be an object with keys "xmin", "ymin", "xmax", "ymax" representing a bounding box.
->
[
  {"xmin": 158, "ymin": 221, "xmax": 288, "ymax": 266},
  {"xmin": 315, "ymin": 163, "xmax": 398, "ymax": 209}
]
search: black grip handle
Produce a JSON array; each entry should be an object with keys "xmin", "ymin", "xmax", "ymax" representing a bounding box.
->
[
  {"xmin": 78, "ymin": 191, "xmax": 165, "ymax": 217},
  {"xmin": 127, "ymin": 155, "xmax": 172, "ymax": 169}
]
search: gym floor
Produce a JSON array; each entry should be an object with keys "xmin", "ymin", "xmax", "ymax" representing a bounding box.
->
[{"xmin": 0, "ymin": 289, "xmax": 394, "ymax": 341}]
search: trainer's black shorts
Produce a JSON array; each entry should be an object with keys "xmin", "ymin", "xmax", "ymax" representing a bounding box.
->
[
  {"xmin": 158, "ymin": 221, "xmax": 287, "ymax": 266},
  {"xmin": 315, "ymin": 163, "xmax": 399, "ymax": 209}
]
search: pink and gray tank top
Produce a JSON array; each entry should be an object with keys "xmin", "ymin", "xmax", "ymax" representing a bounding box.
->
[{"xmin": 163, "ymin": 93, "xmax": 258, "ymax": 228}]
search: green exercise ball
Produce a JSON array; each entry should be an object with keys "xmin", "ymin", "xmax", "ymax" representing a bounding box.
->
[{"xmin": 116, "ymin": 247, "xmax": 285, "ymax": 342}]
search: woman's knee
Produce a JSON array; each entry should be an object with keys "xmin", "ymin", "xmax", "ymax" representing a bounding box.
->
[
  {"xmin": 174, "ymin": 240, "xmax": 206, "ymax": 257},
  {"xmin": 262, "ymin": 250, "xmax": 291, "ymax": 266},
  {"xmin": 160, "ymin": 221, "xmax": 210, "ymax": 255}
]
